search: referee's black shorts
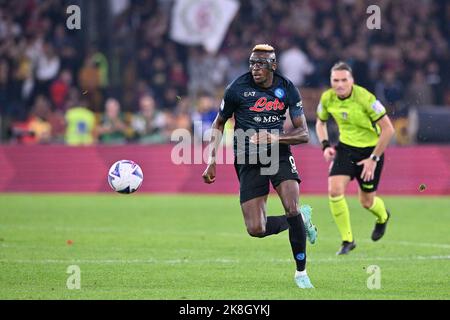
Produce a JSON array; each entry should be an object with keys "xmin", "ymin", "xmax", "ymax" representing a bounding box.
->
[
  {"xmin": 234, "ymin": 151, "xmax": 301, "ymax": 204},
  {"xmin": 329, "ymin": 142, "xmax": 384, "ymax": 193}
]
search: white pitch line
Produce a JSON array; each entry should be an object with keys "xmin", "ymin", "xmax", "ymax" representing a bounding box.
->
[
  {"xmin": 0, "ymin": 258, "xmax": 238, "ymax": 265},
  {"xmin": 1, "ymin": 225, "xmax": 449, "ymax": 249},
  {"xmin": 374, "ymin": 240, "xmax": 450, "ymax": 249},
  {"xmin": 0, "ymin": 255, "xmax": 449, "ymax": 265},
  {"xmin": 0, "ymin": 233, "xmax": 450, "ymax": 250},
  {"xmin": 214, "ymin": 232, "xmax": 450, "ymax": 249},
  {"xmin": 291, "ymin": 255, "xmax": 450, "ymax": 263}
]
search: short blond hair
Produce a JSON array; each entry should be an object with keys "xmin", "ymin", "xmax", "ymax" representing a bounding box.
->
[{"xmin": 252, "ymin": 44, "xmax": 275, "ymax": 52}]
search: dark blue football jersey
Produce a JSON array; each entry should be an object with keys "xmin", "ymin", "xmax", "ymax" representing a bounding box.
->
[{"xmin": 219, "ymin": 71, "xmax": 304, "ymax": 157}]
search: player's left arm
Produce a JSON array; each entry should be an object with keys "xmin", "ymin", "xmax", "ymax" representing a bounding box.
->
[
  {"xmin": 278, "ymin": 85, "xmax": 309, "ymax": 145},
  {"xmin": 358, "ymin": 114, "xmax": 395, "ymax": 182},
  {"xmin": 252, "ymin": 85, "xmax": 309, "ymax": 145},
  {"xmin": 277, "ymin": 113, "xmax": 309, "ymax": 145},
  {"xmin": 251, "ymin": 113, "xmax": 309, "ymax": 145},
  {"xmin": 251, "ymin": 82, "xmax": 310, "ymax": 145}
]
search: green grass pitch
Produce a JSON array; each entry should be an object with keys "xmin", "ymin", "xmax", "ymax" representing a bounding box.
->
[{"xmin": 0, "ymin": 194, "xmax": 449, "ymax": 300}]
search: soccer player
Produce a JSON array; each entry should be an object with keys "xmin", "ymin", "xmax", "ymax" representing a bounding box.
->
[
  {"xmin": 315, "ymin": 62, "xmax": 395, "ymax": 255},
  {"xmin": 202, "ymin": 44, "xmax": 317, "ymax": 289}
]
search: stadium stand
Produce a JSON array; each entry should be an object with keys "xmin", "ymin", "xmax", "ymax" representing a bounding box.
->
[{"xmin": 0, "ymin": 0, "xmax": 448, "ymax": 145}]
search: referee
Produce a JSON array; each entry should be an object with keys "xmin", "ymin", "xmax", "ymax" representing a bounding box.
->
[{"xmin": 315, "ymin": 62, "xmax": 395, "ymax": 255}]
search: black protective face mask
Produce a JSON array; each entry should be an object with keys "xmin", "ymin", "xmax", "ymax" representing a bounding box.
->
[{"xmin": 249, "ymin": 58, "xmax": 275, "ymax": 70}]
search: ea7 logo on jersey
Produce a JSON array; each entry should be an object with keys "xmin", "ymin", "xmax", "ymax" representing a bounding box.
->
[{"xmin": 244, "ymin": 91, "xmax": 256, "ymax": 97}]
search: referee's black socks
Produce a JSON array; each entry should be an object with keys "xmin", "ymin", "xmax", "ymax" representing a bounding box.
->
[{"xmin": 287, "ymin": 213, "xmax": 307, "ymax": 271}]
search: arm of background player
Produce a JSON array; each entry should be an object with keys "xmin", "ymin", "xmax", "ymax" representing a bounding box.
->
[
  {"xmin": 202, "ymin": 114, "xmax": 227, "ymax": 184},
  {"xmin": 278, "ymin": 114, "xmax": 309, "ymax": 145}
]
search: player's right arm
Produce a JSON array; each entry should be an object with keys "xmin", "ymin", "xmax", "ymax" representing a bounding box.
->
[
  {"xmin": 202, "ymin": 114, "xmax": 227, "ymax": 184},
  {"xmin": 315, "ymin": 94, "xmax": 336, "ymax": 162},
  {"xmin": 202, "ymin": 86, "xmax": 238, "ymax": 184}
]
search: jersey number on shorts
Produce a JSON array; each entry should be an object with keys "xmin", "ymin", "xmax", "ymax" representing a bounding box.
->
[{"xmin": 289, "ymin": 156, "xmax": 298, "ymax": 174}]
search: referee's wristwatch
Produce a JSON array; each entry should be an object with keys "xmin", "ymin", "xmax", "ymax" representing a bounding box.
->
[{"xmin": 370, "ymin": 154, "xmax": 381, "ymax": 162}]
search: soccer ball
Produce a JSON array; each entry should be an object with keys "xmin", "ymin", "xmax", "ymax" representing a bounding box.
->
[{"xmin": 107, "ymin": 160, "xmax": 144, "ymax": 194}]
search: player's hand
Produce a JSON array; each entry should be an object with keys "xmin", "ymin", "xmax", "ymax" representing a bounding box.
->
[
  {"xmin": 202, "ymin": 164, "xmax": 216, "ymax": 184},
  {"xmin": 357, "ymin": 158, "xmax": 377, "ymax": 182},
  {"xmin": 250, "ymin": 131, "xmax": 279, "ymax": 144},
  {"xmin": 323, "ymin": 147, "xmax": 336, "ymax": 162}
]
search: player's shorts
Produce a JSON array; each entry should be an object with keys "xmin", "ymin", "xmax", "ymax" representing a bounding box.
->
[
  {"xmin": 329, "ymin": 142, "xmax": 384, "ymax": 192},
  {"xmin": 234, "ymin": 151, "xmax": 301, "ymax": 204}
]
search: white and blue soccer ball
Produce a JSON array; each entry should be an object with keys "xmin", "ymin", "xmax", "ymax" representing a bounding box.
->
[{"xmin": 107, "ymin": 160, "xmax": 144, "ymax": 194}]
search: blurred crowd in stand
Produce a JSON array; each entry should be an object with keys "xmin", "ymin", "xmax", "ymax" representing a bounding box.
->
[{"xmin": 0, "ymin": 0, "xmax": 448, "ymax": 145}]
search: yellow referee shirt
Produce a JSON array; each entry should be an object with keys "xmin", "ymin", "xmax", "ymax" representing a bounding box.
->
[{"xmin": 317, "ymin": 85, "xmax": 386, "ymax": 147}]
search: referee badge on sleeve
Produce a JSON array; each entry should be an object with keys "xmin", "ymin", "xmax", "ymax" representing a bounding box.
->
[
  {"xmin": 372, "ymin": 100, "xmax": 385, "ymax": 114},
  {"xmin": 317, "ymin": 102, "xmax": 323, "ymax": 113},
  {"xmin": 342, "ymin": 112, "xmax": 348, "ymax": 120}
]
